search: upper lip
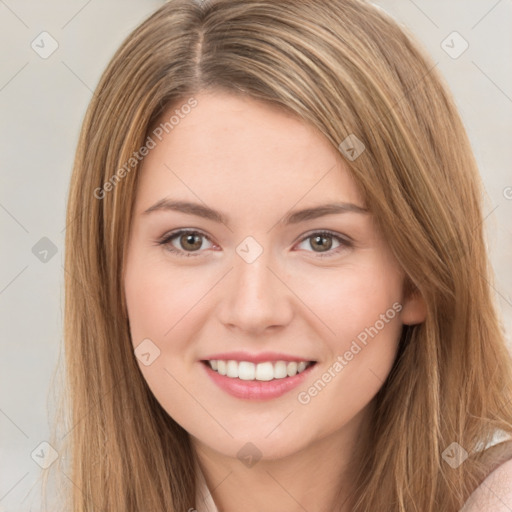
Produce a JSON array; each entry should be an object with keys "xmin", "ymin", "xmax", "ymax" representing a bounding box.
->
[{"xmin": 202, "ymin": 351, "xmax": 316, "ymax": 364}]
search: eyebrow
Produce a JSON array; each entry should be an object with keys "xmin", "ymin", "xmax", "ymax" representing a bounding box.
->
[{"xmin": 142, "ymin": 199, "xmax": 368, "ymax": 226}]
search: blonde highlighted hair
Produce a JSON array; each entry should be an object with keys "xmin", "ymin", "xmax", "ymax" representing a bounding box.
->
[{"xmin": 43, "ymin": 0, "xmax": 512, "ymax": 510}]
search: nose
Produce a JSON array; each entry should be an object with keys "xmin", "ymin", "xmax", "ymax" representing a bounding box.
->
[{"xmin": 216, "ymin": 249, "xmax": 294, "ymax": 336}]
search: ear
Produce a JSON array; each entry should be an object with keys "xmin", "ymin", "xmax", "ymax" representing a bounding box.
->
[{"xmin": 401, "ymin": 287, "xmax": 427, "ymax": 325}]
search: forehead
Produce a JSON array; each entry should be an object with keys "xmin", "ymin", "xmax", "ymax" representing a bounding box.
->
[{"xmin": 135, "ymin": 90, "xmax": 365, "ymax": 215}]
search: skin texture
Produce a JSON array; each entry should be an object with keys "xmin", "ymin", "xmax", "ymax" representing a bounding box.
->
[
  {"xmin": 124, "ymin": 90, "xmax": 427, "ymax": 512},
  {"xmin": 462, "ymin": 458, "xmax": 512, "ymax": 511}
]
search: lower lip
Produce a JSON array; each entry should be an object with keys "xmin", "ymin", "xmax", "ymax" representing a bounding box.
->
[{"xmin": 201, "ymin": 361, "xmax": 317, "ymax": 400}]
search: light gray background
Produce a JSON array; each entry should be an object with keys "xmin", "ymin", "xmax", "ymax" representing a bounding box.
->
[{"xmin": 1, "ymin": 1, "xmax": 511, "ymax": 510}]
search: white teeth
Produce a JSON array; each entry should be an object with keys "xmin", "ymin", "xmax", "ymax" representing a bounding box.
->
[
  {"xmin": 217, "ymin": 360, "xmax": 227, "ymax": 375},
  {"xmin": 274, "ymin": 361, "xmax": 288, "ymax": 379},
  {"xmin": 287, "ymin": 362, "xmax": 298, "ymax": 376},
  {"xmin": 226, "ymin": 360, "xmax": 239, "ymax": 378},
  {"xmin": 255, "ymin": 362, "xmax": 274, "ymax": 381},
  {"xmin": 206, "ymin": 359, "xmax": 313, "ymax": 381},
  {"xmin": 238, "ymin": 361, "xmax": 255, "ymax": 380}
]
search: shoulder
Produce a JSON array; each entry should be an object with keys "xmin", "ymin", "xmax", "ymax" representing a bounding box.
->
[{"xmin": 461, "ymin": 457, "xmax": 512, "ymax": 511}]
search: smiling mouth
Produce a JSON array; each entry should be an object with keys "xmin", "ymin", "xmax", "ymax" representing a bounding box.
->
[{"xmin": 201, "ymin": 359, "xmax": 317, "ymax": 381}]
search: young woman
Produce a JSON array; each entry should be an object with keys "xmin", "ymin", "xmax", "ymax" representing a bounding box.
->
[{"xmin": 45, "ymin": 0, "xmax": 512, "ymax": 510}]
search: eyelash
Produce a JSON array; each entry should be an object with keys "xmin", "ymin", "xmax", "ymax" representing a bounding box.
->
[{"xmin": 155, "ymin": 229, "xmax": 353, "ymax": 259}]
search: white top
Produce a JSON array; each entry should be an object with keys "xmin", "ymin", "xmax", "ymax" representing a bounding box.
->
[{"xmin": 195, "ymin": 461, "xmax": 219, "ymax": 512}]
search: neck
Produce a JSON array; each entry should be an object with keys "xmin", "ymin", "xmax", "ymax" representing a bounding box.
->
[{"xmin": 192, "ymin": 404, "xmax": 374, "ymax": 512}]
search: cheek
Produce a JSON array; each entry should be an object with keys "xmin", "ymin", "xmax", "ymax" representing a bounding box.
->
[
  {"xmin": 296, "ymin": 260, "xmax": 404, "ymax": 346},
  {"xmin": 124, "ymin": 253, "xmax": 211, "ymax": 429},
  {"xmin": 295, "ymin": 285, "xmax": 403, "ymax": 442},
  {"xmin": 293, "ymin": 260, "xmax": 404, "ymax": 404},
  {"xmin": 294, "ymin": 263, "xmax": 404, "ymax": 423},
  {"xmin": 124, "ymin": 252, "xmax": 209, "ymax": 348}
]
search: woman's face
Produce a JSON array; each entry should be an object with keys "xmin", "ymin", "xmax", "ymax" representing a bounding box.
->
[{"xmin": 124, "ymin": 90, "xmax": 425, "ymax": 461}]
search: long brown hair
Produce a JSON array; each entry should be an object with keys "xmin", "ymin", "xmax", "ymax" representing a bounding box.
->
[{"xmin": 43, "ymin": 0, "xmax": 512, "ymax": 510}]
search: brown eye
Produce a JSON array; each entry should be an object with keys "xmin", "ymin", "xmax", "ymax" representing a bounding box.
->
[
  {"xmin": 295, "ymin": 231, "xmax": 352, "ymax": 258},
  {"xmin": 179, "ymin": 233, "xmax": 203, "ymax": 251},
  {"xmin": 157, "ymin": 229, "xmax": 214, "ymax": 257},
  {"xmin": 309, "ymin": 234, "xmax": 333, "ymax": 252}
]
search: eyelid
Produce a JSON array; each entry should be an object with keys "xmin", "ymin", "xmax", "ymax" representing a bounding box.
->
[{"xmin": 296, "ymin": 229, "xmax": 353, "ymax": 245}]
